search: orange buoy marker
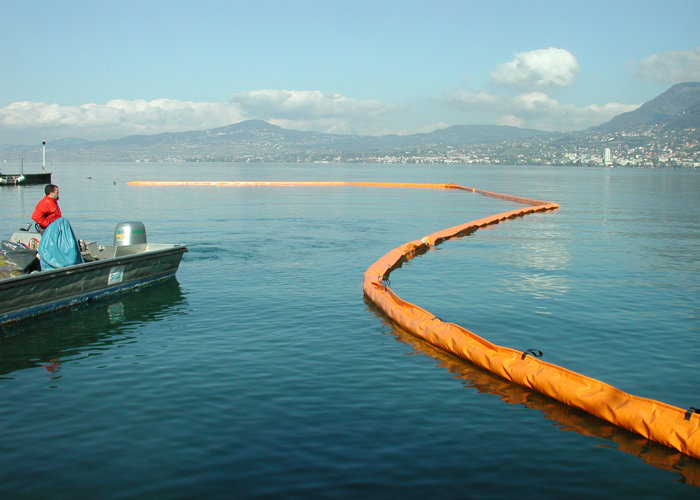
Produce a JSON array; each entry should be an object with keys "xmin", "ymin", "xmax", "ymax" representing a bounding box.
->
[{"xmin": 129, "ymin": 180, "xmax": 699, "ymax": 459}]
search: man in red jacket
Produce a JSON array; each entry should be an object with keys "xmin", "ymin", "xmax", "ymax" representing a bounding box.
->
[{"xmin": 32, "ymin": 184, "xmax": 63, "ymax": 230}]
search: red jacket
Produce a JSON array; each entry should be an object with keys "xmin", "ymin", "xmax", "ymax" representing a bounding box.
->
[{"xmin": 32, "ymin": 196, "xmax": 62, "ymax": 229}]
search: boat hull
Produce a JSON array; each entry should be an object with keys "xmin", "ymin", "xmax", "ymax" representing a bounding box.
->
[{"xmin": 0, "ymin": 244, "xmax": 186, "ymax": 326}]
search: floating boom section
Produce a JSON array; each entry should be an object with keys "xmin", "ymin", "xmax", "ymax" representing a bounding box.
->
[{"xmin": 129, "ymin": 180, "xmax": 700, "ymax": 459}]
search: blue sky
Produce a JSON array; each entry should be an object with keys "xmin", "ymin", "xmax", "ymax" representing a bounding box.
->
[{"xmin": 1, "ymin": 0, "xmax": 699, "ymax": 144}]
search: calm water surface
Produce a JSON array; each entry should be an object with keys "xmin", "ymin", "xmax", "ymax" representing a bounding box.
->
[{"xmin": 0, "ymin": 163, "xmax": 698, "ymax": 498}]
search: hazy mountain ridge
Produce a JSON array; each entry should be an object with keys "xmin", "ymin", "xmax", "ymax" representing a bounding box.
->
[
  {"xmin": 1, "ymin": 119, "xmax": 553, "ymax": 163},
  {"xmin": 1, "ymin": 83, "xmax": 698, "ymax": 165},
  {"xmin": 593, "ymin": 82, "xmax": 700, "ymax": 132}
]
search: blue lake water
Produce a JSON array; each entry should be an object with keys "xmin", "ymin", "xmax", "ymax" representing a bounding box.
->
[{"xmin": 0, "ymin": 162, "xmax": 698, "ymax": 498}]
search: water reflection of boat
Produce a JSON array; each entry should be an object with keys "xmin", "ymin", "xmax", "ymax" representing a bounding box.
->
[
  {"xmin": 1, "ymin": 221, "xmax": 187, "ymax": 326},
  {"xmin": 365, "ymin": 299, "xmax": 700, "ymax": 487},
  {"xmin": 0, "ymin": 279, "xmax": 186, "ymax": 376}
]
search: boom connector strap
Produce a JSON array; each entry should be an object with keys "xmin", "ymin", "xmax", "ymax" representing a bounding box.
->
[{"xmin": 521, "ymin": 349, "xmax": 543, "ymax": 360}]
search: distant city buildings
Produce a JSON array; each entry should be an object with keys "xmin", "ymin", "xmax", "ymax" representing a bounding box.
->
[
  {"xmin": 332, "ymin": 128, "xmax": 698, "ymax": 167},
  {"xmin": 2, "ymin": 123, "xmax": 697, "ymax": 167},
  {"xmin": 362, "ymin": 128, "xmax": 698, "ymax": 167}
]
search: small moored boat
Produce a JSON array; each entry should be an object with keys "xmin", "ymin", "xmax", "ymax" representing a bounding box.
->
[
  {"xmin": 0, "ymin": 172, "xmax": 52, "ymax": 185},
  {"xmin": 0, "ymin": 221, "xmax": 187, "ymax": 327},
  {"xmin": 0, "ymin": 149, "xmax": 52, "ymax": 185}
]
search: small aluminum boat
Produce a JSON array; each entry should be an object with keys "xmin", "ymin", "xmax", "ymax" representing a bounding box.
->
[{"xmin": 0, "ymin": 221, "xmax": 187, "ymax": 327}]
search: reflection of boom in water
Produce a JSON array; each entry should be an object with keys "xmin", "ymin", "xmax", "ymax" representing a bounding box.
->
[
  {"xmin": 366, "ymin": 299, "xmax": 700, "ymax": 487},
  {"xmin": 0, "ymin": 278, "xmax": 186, "ymax": 377}
]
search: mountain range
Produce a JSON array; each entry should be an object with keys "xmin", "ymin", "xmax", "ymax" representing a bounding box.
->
[
  {"xmin": 593, "ymin": 82, "xmax": 700, "ymax": 132},
  {"xmin": 1, "ymin": 83, "xmax": 698, "ymax": 164}
]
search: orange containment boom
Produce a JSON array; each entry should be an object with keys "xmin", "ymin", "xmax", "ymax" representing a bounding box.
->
[{"xmin": 128, "ymin": 180, "xmax": 700, "ymax": 460}]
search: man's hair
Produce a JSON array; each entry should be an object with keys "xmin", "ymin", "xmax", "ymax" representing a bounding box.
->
[{"xmin": 44, "ymin": 184, "xmax": 58, "ymax": 195}]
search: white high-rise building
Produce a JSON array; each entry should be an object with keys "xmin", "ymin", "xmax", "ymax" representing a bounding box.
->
[{"xmin": 604, "ymin": 148, "xmax": 613, "ymax": 167}]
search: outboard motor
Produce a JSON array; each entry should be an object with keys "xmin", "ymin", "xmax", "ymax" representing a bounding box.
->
[{"xmin": 114, "ymin": 221, "xmax": 147, "ymax": 246}]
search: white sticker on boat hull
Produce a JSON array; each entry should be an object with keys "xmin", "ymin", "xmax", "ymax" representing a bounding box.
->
[{"xmin": 108, "ymin": 265, "xmax": 125, "ymax": 285}]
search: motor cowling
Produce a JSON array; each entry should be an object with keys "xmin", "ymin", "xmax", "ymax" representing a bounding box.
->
[{"xmin": 114, "ymin": 221, "xmax": 147, "ymax": 246}]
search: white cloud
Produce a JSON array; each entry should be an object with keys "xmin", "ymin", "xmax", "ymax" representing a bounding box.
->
[
  {"xmin": 491, "ymin": 47, "xmax": 579, "ymax": 89},
  {"xmin": 229, "ymin": 89, "xmax": 395, "ymax": 132},
  {"xmin": 0, "ymin": 99, "xmax": 246, "ymax": 141},
  {"xmin": 0, "ymin": 91, "xmax": 396, "ymax": 144},
  {"xmin": 446, "ymin": 89, "xmax": 638, "ymax": 131},
  {"xmin": 498, "ymin": 114, "xmax": 525, "ymax": 128},
  {"xmin": 513, "ymin": 91, "xmax": 560, "ymax": 111},
  {"xmin": 635, "ymin": 46, "xmax": 700, "ymax": 84}
]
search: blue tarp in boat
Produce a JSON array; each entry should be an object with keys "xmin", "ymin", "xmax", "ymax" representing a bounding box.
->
[{"xmin": 38, "ymin": 217, "xmax": 84, "ymax": 270}]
